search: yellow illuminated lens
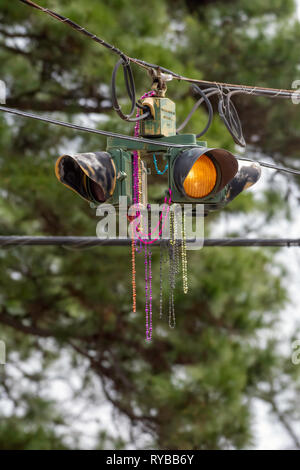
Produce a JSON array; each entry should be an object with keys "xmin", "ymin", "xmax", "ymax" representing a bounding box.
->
[{"xmin": 183, "ymin": 154, "xmax": 217, "ymax": 198}]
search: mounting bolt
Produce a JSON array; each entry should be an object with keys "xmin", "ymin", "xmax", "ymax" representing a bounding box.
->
[{"xmin": 117, "ymin": 171, "xmax": 127, "ymax": 181}]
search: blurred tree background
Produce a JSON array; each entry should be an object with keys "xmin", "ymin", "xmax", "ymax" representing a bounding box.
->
[{"xmin": 0, "ymin": 0, "xmax": 300, "ymax": 449}]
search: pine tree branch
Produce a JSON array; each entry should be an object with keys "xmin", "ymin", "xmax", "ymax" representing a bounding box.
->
[
  {"xmin": 0, "ymin": 42, "xmax": 30, "ymax": 57},
  {"xmin": 0, "ymin": 307, "xmax": 95, "ymax": 341},
  {"xmin": 5, "ymin": 98, "xmax": 112, "ymax": 114},
  {"xmin": 68, "ymin": 340, "xmax": 157, "ymax": 429},
  {"xmin": 0, "ymin": 308, "xmax": 54, "ymax": 338},
  {"xmin": 257, "ymin": 391, "xmax": 300, "ymax": 449},
  {"xmin": 0, "ymin": 27, "xmax": 42, "ymax": 39},
  {"xmin": 268, "ymin": 397, "xmax": 300, "ymax": 449}
]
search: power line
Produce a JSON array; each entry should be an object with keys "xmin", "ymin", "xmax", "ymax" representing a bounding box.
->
[
  {"xmin": 17, "ymin": 0, "xmax": 300, "ymax": 147},
  {"xmin": 235, "ymin": 156, "xmax": 300, "ymax": 176},
  {"xmin": 1, "ymin": 104, "xmax": 299, "ymax": 176},
  {"xmin": 18, "ymin": 0, "xmax": 300, "ymax": 101},
  {"xmin": 5, "ymin": 2, "xmax": 300, "ymax": 170},
  {"xmin": 0, "ymin": 105, "xmax": 195, "ymax": 149},
  {"xmin": 0, "ymin": 236, "xmax": 300, "ymax": 248},
  {"xmin": 19, "ymin": 0, "xmax": 129, "ymax": 61}
]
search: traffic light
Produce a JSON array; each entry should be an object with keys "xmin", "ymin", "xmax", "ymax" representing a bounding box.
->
[
  {"xmin": 55, "ymin": 95, "xmax": 260, "ymax": 212},
  {"xmin": 55, "ymin": 137, "xmax": 259, "ymax": 213},
  {"xmin": 55, "ymin": 148, "xmax": 148, "ymax": 206},
  {"xmin": 168, "ymin": 146, "xmax": 238, "ymax": 204},
  {"xmin": 55, "ymin": 151, "xmax": 116, "ymax": 203},
  {"xmin": 225, "ymin": 161, "xmax": 261, "ymax": 203}
]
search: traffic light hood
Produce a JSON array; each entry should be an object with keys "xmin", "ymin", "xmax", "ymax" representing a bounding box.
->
[
  {"xmin": 173, "ymin": 147, "xmax": 238, "ymax": 199},
  {"xmin": 55, "ymin": 151, "xmax": 116, "ymax": 203}
]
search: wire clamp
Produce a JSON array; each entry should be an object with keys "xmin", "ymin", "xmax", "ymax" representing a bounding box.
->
[{"xmin": 149, "ymin": 68, "xmax": 168, "ymax": 97}]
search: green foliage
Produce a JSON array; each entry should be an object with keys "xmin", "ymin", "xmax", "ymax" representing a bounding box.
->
[{"xmin": 0, "ymin": 419, "xmax": 68, "ymax": 450}]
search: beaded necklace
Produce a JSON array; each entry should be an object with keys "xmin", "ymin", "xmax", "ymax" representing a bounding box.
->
[
  {"xmin": 131, "ymin": 91, "xmax": 155, "ymax": 340},
  {"xmin": 131, "ymin": 226, "xmax": 136, "ymax": 312},
  {"xmin": 145, "ymin": 242, "xmax": 153, "ymax": 341},
  {"xmin": 131, "ymin": 92, "xmax": 189, "ymax": 337},
  {"xmin": 168, "ymin": 211, "xmax": 177, "ymax": 328},
  {"xmin": 158, "ymin": 209, "xmax": 189, "ymax": 329},
  {"xmin": 159, "ymin": 241, "xmax": 163, "ymax": 319},
  {"xmin": 153, "ymin": 153, "xmax": 168, "ymax": 175},
  {"xmin": 181, "ymin": 212, "xmax": 188, "ymax": 294}
]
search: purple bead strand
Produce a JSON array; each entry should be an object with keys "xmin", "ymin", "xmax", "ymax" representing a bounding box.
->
[{"xmin": 132, "ymin": 90, "xmax": 155, "ymax": 341}]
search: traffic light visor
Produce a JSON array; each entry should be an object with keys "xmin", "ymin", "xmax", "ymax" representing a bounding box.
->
[
  {"xmin": 55, "ymin": 151, "xmax": 116, "ymax": 203},
  {"xmin": 174, "ymin": 147, "xmax": 238, "ymax": 199}
]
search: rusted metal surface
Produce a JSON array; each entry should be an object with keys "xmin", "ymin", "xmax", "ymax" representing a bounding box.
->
[{"xmin": 140, "ymin": 97, "xmax": 176, "ymax": 137}]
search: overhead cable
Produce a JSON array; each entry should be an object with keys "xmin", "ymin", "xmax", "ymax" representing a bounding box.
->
[{"xmin": 0, "ymin": 236, "xmax": 300, "ymax": 248}]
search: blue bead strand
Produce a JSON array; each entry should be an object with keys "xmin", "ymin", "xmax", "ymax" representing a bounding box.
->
[{"xmin": 153, "ymin": 154, "xmax": 168, "ymax": 175}]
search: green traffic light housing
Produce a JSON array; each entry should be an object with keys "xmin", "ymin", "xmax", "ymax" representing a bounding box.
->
[
  {"xmin": 55, "ymin": 135, "xmax": 260, "ymax": 214},
  {"xmin": 54, "ymin": 95, "xmax": 260, "ymax": 212}
]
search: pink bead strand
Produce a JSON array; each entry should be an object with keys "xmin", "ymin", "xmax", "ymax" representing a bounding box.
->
[{"xmin": 132, "ymin": 91, "xmax": 155, "ymax": 341}]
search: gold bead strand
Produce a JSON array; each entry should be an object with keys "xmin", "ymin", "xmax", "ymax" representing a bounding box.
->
[
  {"xmin": 181, "ymin": 212, "xmax": 188, "ymax": 294},
  {"xmin": 168, "ymin": 211, "xmax": 176, "ymax": 328},
  {"xmin": 173, "ymin": 208, "xmax": 180, "ymax": 275}
]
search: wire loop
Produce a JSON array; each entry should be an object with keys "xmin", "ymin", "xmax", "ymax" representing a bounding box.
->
[
  {"xmin": 111, "ymin": 59, "xmax": 150, "ymax": 122},
  {"xmin": 176, "ymin": 85, "xmax": 213, "ymax": 136},
  {"xmin": 218, "ymin": 95, "xmax": 246, "ymax": 147}
]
